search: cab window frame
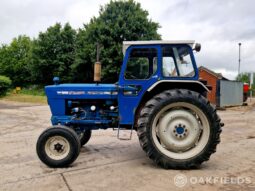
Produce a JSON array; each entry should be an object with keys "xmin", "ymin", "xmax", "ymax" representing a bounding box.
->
[
  {"xmin": 124, "ymin": 46, "xmax": 159, "ymax": 81},
  {"xmin": 161, "ymin": 44, "xmax": 196, "ymax": 79}
]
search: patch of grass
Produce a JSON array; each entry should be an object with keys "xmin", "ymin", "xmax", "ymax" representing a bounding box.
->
[
  {"xmin": 19, "ymin": 86, "xmax": 45, "ymax": 96},
  {"xmin": 0, "ymin": 85, "xmax": 47, "ymax": 104},
  {"xmin": 3, "ymin": 93, "xmax": 47, "ymax": 104}
]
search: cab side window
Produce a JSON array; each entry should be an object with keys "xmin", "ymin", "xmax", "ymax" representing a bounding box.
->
[{"xmin": 125, "ymin": 48, "xmax": 157, "ymax": 80}]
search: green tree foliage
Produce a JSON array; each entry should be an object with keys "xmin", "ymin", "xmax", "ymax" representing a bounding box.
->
[
  {"xmin": 0, "ymin": 75, "xmax": 12, "ymax": 96},
  {"xmin": 236, "ymin": 72, "xmax": 255, "ymax": 89},
  {"xmin": 0, "ymin": 1, "xmax": 160, "ymax": 86},
  {"xmin": 236, "ymin": 73, "xmax": 250, "ymax": 83},
  {"xmin": 32, "ymin": 23, "xmax": 76, "ymax": 84},
  {"xmin": 72, "ymin": 0, "xmax": 161, "ymax": 82},
  {"xmin": 0, "ymin": 35, "xmax": 32, "ymax": 86}
]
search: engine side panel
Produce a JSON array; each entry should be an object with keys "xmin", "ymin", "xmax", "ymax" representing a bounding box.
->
[{"xmin": 45, "ymin": 84, "xmax": 119, "ymax": 130}]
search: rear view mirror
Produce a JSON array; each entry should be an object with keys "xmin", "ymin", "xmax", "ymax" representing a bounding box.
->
[{"xmin": 193, "ymin": 43, "xmax": 201, "ymax": 52}]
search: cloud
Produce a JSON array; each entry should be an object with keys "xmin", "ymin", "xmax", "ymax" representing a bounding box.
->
[
  {"xmin": 137, "ymin": 0, "xmax": 255, "ymax": 79},
  {"xmin": 65, "ymin": 0, "xmax": 109, "ymax": 29},
  {"xmin": 214, "ymin": 68, "xmax": 238, "ymax": 80},
  {"xmin": 0, "ymin": 0, "xmax": 254, "ymax": 80}
]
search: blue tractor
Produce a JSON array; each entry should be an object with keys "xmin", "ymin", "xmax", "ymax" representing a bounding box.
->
[{"xmin": 36, "ymin": 41, "xmax": 223, "ymax": 169}]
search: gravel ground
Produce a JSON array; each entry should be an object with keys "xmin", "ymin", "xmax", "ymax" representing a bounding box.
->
[{"xmin": 0, "ymin": 99, "xmax": 254, "ymax": 191}]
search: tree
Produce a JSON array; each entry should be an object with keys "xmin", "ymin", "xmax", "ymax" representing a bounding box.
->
[
  {"xmin": 0, "ymin": 75, "xmax": 12, "ymax": 96},
  {"xmin": 236, "ymin": 72, "xmax": 255, "ymax": 90},
  {"xmin": 0, "ymin": 35, "xmax": 33, "ymax": 86},
  {"xmin": 31, "ymin": 23, "xmax": 76, "ymax": 85},
  {"xmin": 236, "ymin": 73, "xmax": 249, "ymax": 83},
  {"xmin": 72, "ymin": 0, "xmax": 161, "ymax": 83}
]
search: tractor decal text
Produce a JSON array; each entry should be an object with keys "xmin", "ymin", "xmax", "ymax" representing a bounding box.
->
[{"xmin": 57, "ymin": 91, "xmax": 85, "ymax": 95}]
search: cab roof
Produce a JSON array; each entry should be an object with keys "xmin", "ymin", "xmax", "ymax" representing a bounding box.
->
[{"xmin": 123, "ymin": 40, "xmax": 195, "ymax": 55}]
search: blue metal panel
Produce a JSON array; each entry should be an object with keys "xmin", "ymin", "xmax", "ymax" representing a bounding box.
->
[
  {"xmin": 118, "ymin": 45, "xmax": 161, "ymax": 124},
  {"xmin": 45, "ymin": 84, "xmax": 118, "ymax": 116},
  {"xmin": 48, "ymin": 99, "xmax": 66, "ymax": 116},
  {"xmin": 45, "ymin": 84, "xmax": 118, "ymax": 99},
  {"xmin": 51, "ymin": 115, "xmax": 111, "ymax": 130}
]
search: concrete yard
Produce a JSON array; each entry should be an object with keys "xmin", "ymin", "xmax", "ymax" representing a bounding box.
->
[{"xmin": 0, "ymin": 100, "xmax": 255, "ymax": 191}]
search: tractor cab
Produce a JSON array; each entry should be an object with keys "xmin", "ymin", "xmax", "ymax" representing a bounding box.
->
[
  {"xmin": 118, "ymin": 41, "xmax": 203, "ymax": 125},
  {"xmin": 121, "ymin": 41, "xmax": 200, "ymax": 80}
]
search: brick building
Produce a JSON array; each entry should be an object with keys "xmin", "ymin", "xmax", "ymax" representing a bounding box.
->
[{"xmin": 198, "ymin": 66, "xmax": 228, "ymax": 105}]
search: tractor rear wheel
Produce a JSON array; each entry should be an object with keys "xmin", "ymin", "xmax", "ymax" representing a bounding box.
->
[
  {"xmin": 36, "ymin": 126, "xmax": 80, "ymax": 167},
  {"xmin": 80, "ymin": 130, "xmax": 92, "ymax": 146},
  {"xmin": 137, "ymin": 89, "xmax": 222, "ymax": 169}
]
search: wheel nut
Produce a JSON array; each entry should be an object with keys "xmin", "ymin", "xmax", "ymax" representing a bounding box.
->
[{"xmin": 185, "ymin": 129, "xmax": 188, "ymax": 132}]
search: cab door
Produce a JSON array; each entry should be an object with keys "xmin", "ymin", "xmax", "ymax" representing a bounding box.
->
[{"xmin": 118, "ymin": 45, "xmax": 161, "ymax": 125}]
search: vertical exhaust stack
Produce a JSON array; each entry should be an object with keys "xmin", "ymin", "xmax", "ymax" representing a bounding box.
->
[{"xmin": 94, "ymin": 43, "xmax": 101, "ymax": 83}]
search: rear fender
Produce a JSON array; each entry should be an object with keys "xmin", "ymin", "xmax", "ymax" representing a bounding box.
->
[{"xmin": 134, "ymin": 80, "xmax": 210, "ymax": 127}]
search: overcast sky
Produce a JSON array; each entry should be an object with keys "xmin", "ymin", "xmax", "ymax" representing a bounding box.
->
[{"xmin": 0, "ymin": 0, "xmax": 254, "ymax": 80}]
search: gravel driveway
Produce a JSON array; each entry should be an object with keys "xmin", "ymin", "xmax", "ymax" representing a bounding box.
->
[{"xmin": 0, "ymin": 100, "xmax": 254, "ymax": 191}]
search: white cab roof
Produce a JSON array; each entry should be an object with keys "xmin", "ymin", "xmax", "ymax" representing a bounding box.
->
[{"xmin": 123, "ymin": 40, "xmax": 195, "ymax": 54}]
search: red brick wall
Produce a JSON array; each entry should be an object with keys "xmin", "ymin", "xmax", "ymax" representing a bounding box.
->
[{"xmin": 199, "ymin": 70, "xmax": 218, "ymax": 104}]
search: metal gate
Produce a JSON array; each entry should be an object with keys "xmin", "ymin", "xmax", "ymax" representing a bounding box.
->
[{"xmin": 216, "ymin": 80, "xmax": 243, "ymax": 107}]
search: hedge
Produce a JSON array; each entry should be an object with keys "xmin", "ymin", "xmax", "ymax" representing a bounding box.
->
[{"xmin": 0, "ymin": 75, "xmax": 12, "ymax": 96}]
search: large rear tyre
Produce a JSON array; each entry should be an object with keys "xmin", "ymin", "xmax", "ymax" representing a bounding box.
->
[
  {"xmin": 36, "ymin": 126, "xmax": 80, "ymax": 168},
  {"xmin": 80, "ymin": 130, "xmax": 92, "ymax": 146},
  {"xmin": 137, "ymin": 89, "xmax": 222, "ymax": 169}
]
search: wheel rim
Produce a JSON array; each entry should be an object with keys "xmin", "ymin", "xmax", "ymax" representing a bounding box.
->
[
  {"xmin": 152, "ymin": 102, "xmax": 210, "ymax": 160},
  {"xmin": 45, "ymin": 136, "xmax": 70, "ymax": 160}
]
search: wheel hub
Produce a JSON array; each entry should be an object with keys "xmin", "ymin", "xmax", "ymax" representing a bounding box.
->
[
  {"xmin": 45, "ymin": 136, "xmax": 70, "ymax": 160},
  {"xmin": 54, "ymin": 143, "xmax": 64, "ymax": 152},
  {"xmin": 174, "ymin": 124, "xmax": 188, "ymax": 138},
  {"xmin": 157, "ymin": 110, "xmax": 201, "ymax": 152}
]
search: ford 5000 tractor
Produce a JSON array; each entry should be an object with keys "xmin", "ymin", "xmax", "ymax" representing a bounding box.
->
[{"xmin": 36, "ymin": 41, "xmax": 223, "ymax": 169}]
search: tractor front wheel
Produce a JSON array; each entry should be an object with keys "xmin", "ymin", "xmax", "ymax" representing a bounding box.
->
[
  {"xmin": 80, "ymin": 130, "xmax": 92, "ymax": 146},
  {"xmin": 137, "ymin": 89, "xmax": 222, "ymax": 169},
  {"xmin": 36, "ymin": 126, "xmax": 80, "ymax": 167}
]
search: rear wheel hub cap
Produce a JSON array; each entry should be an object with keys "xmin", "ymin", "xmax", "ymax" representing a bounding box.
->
[{"xmin": 158, "ymin": 110, "xmax": 201, "ymax": 152}]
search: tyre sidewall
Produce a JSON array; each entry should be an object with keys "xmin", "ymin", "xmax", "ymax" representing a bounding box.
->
[
  {"xmin": 141, "ymin": 90, "xmax": 220, "ymax": 168},
  {"xmin": 36, "ymin": 127, "xmax": 80, "ymax": 167}
]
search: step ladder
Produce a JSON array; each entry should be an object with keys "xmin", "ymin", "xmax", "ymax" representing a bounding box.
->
[{"xmin": 115, "ymin": 125, "xmax": 134, "ymax": 140}]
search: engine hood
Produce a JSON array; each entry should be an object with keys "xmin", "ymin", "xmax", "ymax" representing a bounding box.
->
[{"xmin": 45, "ymin": 83, "xmax": 118, "ymax": 99}]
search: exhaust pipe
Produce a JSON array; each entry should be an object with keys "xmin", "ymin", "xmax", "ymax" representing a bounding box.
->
[
  {"xmin": 94, "ymin": 61, "xmax": 101, "ymax": 82},
  {"xmin": 94, "ymin": 43, "xmax": 101, "ymax": 83}
]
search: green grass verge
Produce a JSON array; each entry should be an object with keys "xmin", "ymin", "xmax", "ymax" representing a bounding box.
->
[
  {"xmin": 0, "ymin": 86, "xmax": 47, "ymax": 104},
  {"xmin": 2, "ymin": 93, "xmax": 47, "ymax": 104},
  {"xmin": 19, "ymin": 87, "xmax": 45, "ymax": 96}
]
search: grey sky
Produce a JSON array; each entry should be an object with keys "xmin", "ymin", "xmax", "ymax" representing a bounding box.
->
[{"xmin": 0, "ymin": 0, "xmax": 254, "ymax": 79}]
